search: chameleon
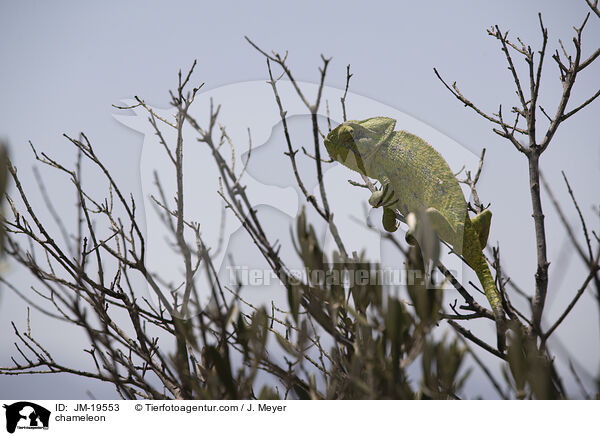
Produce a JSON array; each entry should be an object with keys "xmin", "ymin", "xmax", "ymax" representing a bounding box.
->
[{"xmin": 324, "ymin": 116, "xmax": 506, "ymax": 350}]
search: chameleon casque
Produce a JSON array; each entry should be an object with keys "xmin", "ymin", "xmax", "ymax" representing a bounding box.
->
[{"xmin": 324, "ymin": 117, "xmax": 506, "ymax": 349}]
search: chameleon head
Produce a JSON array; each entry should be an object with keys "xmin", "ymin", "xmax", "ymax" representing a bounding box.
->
[{"xmin": 324, "ymin": 117, "xmax": 396, "ymax": 176}]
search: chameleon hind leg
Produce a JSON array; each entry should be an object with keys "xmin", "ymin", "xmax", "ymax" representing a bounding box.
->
[
  {"xmin": 404, "ymin": 207, "xmax": 458, "ymax": 250},
  {"xmin": 470, "ymin": 209, "xmax": 492, "ymax": 248}
]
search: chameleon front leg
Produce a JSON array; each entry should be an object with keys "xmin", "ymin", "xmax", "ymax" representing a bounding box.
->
[
  {"xmin": 368, "ymin": 183, "xmax": 402, "ymax": 233},
  {"xmin": 368, "ymin": 182, "xmax": 397, "ymax": 209}
]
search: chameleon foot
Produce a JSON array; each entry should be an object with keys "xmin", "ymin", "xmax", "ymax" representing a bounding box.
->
[{"xmin": 368, "ymin": 183, "xmax": 398, "ymax": 209}]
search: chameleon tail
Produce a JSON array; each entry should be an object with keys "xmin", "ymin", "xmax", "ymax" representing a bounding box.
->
[
  {"xmin": 463, "ymin": 218, "xmax": 506, "ymax": 352},
  {"xmin": 472, "ymin": 253, "xmax": 506, "ymax": 350}
]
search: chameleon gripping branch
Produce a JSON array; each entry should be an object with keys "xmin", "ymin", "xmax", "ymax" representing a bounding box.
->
[{"xmin": 324, "ymin": 117, "xmax": 506, "ymax": 351}]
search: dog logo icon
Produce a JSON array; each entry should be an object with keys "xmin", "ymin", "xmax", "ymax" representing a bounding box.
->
[{"xmin": 3, "ymin": 402, "xmax": 50, "ymax": 434}]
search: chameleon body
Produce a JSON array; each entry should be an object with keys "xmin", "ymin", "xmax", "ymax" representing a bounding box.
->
[{"xmin": 324, "ymin": 117, "xmax": 505, "ymax": 348}]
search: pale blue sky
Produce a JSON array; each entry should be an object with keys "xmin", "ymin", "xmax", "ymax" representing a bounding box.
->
[{"xmin": 1, "ymin": 0, "xmax": 598, "ymax": 399}]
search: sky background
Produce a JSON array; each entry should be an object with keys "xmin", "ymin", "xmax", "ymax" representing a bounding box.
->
[{"xmin": 0, "ymin": 0, "xmax": 599, "ymax": 399}]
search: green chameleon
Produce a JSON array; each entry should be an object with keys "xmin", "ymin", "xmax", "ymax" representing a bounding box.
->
[{"xmin": 324, "ymin": 117, "xmax": 506, "ymax": 350}]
